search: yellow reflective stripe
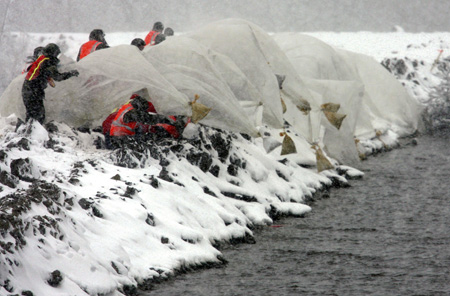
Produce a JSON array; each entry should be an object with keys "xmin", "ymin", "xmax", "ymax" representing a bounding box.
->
[{"xmin": 28, "ymin": 57, "xmax": 49, "ymax": 80}]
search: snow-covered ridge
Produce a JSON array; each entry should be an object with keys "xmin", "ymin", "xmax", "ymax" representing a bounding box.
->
[{"xmin": 0, "ymin": 19, "xmax": 445, "ymax": 295}]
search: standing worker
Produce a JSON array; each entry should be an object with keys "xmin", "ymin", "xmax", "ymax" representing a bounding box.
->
[
  {"xmin": 144, "ymin": 22, "xmax": 164, "ymax": 46},
  {"xmin": 22, "ymin": 43, "xmax": 79, "ymax": 124},
  {"xmin": 77, "ymin": 29, "xmax": 109, "ymax": 61}
]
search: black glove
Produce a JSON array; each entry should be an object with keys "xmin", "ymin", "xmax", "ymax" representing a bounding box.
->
[{"xmin": 70, "ymin": 70, "xmax": 80, "ymax": 77}]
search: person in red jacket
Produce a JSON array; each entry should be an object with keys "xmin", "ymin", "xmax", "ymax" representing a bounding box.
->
[
  {"xmin": 22, "ymin": 43, "xmax": 79, "ymax": 124},
  {"xmin": 104, "ymin": 94, "xmax": 188, "ymax": 149},
  {"xmin": 77, "ymin": 29, "xmax": 109, "ymax": 61},
  {"xmin": 144, "ymin": 22, "xmax": 164, "ymax": 46}
]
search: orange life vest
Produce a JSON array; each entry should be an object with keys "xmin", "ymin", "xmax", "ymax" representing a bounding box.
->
[
  {"xmin": 144, "ymin": 31, "xmax": 160, "ymax": 46},
  {"xmin": 25, "ymin": 55, "xmax": 49, "ymax": 81},
  {"xmin": 78, "ymin": 40, "xmax": 103, "ymax": 60},
  {"xmin": 110, "ymin": 103, "xmax": 138, "ymax": 136}
]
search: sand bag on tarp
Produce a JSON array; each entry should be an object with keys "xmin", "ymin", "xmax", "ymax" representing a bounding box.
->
[
  {"xmin": 280, "ymin": 132, "xmax": 297, "ymax": 155},
  {"xmin": 281, "ymin": 97, "xmax": 287, "ymax": 114},
  {"xmin": 323, "ymin": 110, "xmax": 347, "ymax": 130},
  {"xmin": 190, "ymin": 95, "xmax": 212, "ymax": 123},
  {"xmin": 321, "ymin": 102, "xmax": 340, "ymax": 113},
  {"xmin": 312, "ymin": 144, "xmax": 334, "ymax": 172}
]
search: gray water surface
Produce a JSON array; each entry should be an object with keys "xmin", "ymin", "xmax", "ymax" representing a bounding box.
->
[{"xmin": 146, "ymin": 135, "xmax": 450, "ymax": 296}]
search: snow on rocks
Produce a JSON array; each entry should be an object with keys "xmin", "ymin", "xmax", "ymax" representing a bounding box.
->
[{"xmin": 0, "ymin": 117, "xmax": 350, "ymax": 295}]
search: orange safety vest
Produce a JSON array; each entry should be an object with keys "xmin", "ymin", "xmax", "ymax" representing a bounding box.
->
[
  {"xmin": 110, "ymin": 103, "xmax": 138, "ymax": 136},
  {"xmin": 25, "ymin": 55, "xmax": 49, "ymax": 81},
  {"xmin": 78, "ymin": 40, "xmax": 103, "ymax": 60},
  {"xmin": 144, "ymin": 31, "xmax": 160, "ymax": 46}
]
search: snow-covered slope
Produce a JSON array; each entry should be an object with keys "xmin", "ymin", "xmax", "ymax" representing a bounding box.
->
[{"xmin": 0, "ymin": 19, "xmax": 447, "ymax": 296}]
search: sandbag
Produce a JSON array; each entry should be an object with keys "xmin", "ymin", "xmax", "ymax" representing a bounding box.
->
[
  {"xmin": 323, "ymin": 110, "xmax": 347, "ymax": 130},
  {"xmin": 312, "ymin": 144, "xmax": 334, "ymax": 172},
  {"xmin": 280, "ymin": 133, "xmax": 297, "ymax": 155},
  {"xmin": 190, "ymin": 95, "xmax": 212, "ymax": 124}
]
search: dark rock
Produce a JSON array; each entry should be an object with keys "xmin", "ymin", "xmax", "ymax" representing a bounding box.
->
[
  {"xmin": 159, "ymin": 158, "xmax": 170, "ymax": 167},
  {"xmin": 7, "ymin": 138, "xmax": 30, "ymax": 150},
  {"xmin": 158, "ymin": 168, "xmax": 173, "ymax": 183},
  {"xmin": 221, "ymin": 191, "xmax": 257, "ymax": 202},
  {"xmin": 381, "ymin": 58, "xmax": 408, "ymax": 76},
  {"xmin": 202, "ymin": 186, "xmax": 217, "ymax": 197},
  {"xmin": 149, "ymin": 176, "xmax": 159, "ymax": 188},
  {"xmin": 170, "ymin": 144, "xmax": 184, "ymax": 153},
  {"xmin": 240, "ymin": 133, "xmax": 251, "ymax": 141},
  {"xmin": 92, "ymin": 206, "xmax": 103, "ymax": 218},
  {"xmin": 209, "ymin": 165, "xmax": 220, "ymax": 177},
  {"xmin": 161, "ymin": 236, "xmax": 169, "ymax": 244},
  {"xmin": 123, "ymin": 186, "xmax": 137, "ymax": 198},
  {"xmin": 186, "ymin": 151, "xmax": 213, "ymax": 172},
  {"xmin": 111, "ymin": 174, "xmax": 121, "ymax": 181},
  {"xmin": 92, "ymin": 126, "xmax": 103, "ymax": 133},
  {"xmin": 145, "ymin": 213, "xmax": 155, "ymax": 226},
  {"xmin": 227, "ymin": 164, "xmax": 238, "ymax": 176},
  {"xmin": 47, "ymin": 270, "xmax": 63, "ymax": 287},
  {"xmin": 229, "ymin": 153, "xmax": 245, "ymax": 169},
  {"xmin": 111, "ymin": 261, "xmax": 120, "ymax": 274},
  {"xmin": 76, "ymin": 126, "xmax": 91, "ymax": 134},
  {"xmin": 10, "ymin": 158, "xmax": 35, "ymax": 182},
  {"xmin": 276, "ymin": 170, "xmax": 289, "ymax": 181},
  {"xmin": 122, "ymin": 284, "xmax": 138, "ymax": 296},
  {"xmin": 0, "ymin": 150, "xmax": 8, "ymax": 163},
  {"xmin": 210, "ymin": 132, "xmax": 231, "ymax": 161},
  {"xmin": 44, "ymin": 121, "xmax": 58, "ymax": 133},
  {"xmin": 0, "ymin": 171, "xmax": 19, "ymax": 188},
  {"xmin": 44, "ymin": 138, "xmax": 64, "ymax": 152},
  {"xmin": 15, "ymin": 117, "xmax": 25, "ymax": 132},
  {"xmin": 68, "ymin": 177, "xmax": 80, "ymax": 185},
  {"xmin": 21, "ymin": 290, "xmax": 34, "ymax": 296},
  {"xmin": 78, "ymin": 198, "xmax": 93, "ymax": 210}
]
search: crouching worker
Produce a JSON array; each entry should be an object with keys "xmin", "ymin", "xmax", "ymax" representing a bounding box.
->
[
  {"xmin": 22, "ymin": 43, "xmax": 79, "ymax": 124},
  {"xmin": 104, "ymin": 94, "xmax": 188, "ymax": 149}
]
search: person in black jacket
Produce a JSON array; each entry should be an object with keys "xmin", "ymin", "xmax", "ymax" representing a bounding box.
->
[{"xmin": 22, "ymin": 43, "xmax": 79, "ymax": 124}]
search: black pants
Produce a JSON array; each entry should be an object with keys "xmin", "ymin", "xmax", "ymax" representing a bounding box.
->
[{"xmin": 22, "ymin": 83, "xmax": 45, "ymax": 124}]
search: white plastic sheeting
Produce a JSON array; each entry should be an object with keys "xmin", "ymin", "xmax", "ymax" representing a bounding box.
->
[
  {"xmin": 0, "ymin": 45, "xmax": 190, "ymax": 127},
  {"xmin": 0, "ymin": 19, "xmax": 422, "ymax": 166},
  {"xmin": 337, "ymin": 49, "xmax": 423, "ymax": 136},
  {"xmin": 143, "ymin": 36, "xmax": 259, "ymax": 136},
  {"xmin": 274, "ymin": 32, "xmax": 423, "ymax": 163},
  {"xmin": 188, "ymin": 19, "xmax": 300, "ymax": 128}
]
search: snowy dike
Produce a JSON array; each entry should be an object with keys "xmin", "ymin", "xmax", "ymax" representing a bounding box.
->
[{"xmin": 0, "ymin": 19, "xmax": 448, "ymax": 295}]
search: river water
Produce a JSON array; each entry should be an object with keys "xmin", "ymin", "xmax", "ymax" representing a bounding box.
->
[{"xmin": 145, "ymin": 134, "xmax": 450, "ymax": 296}]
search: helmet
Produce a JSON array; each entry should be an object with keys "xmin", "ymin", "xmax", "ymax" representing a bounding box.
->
[
  {"xmin": 164, "ymin": 27, "xmax": 174, "ymax": 36},
  {"xmin": 154, "ymin": 34, "xmax": 166, "ymax": 45},
  {"xmin": 153, "ymin": 21, "xmax": 164, "ymax": 32},
  {"xmin": 131, "ymin": 38, "xmax": 146, "ymax": 50},
  {"xmin": 89, "ymin": 29, "xmax": 105, "ymax": 41},
  {"xmin": 33, "ymin": 46, "xmax": 44, "ymax": 58},
  {"xmin": 44, "ymin": 43, "xmax": 61, "ymax": 57}
]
